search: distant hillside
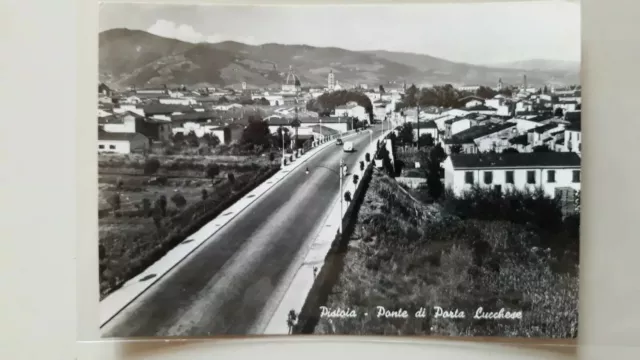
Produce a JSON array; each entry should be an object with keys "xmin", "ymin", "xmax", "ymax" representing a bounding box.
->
[
  {"xmin": 99, "ymin": 28, "xmax": 580, "ymax": 90},
  {"xmin": 487, "ymin": 59, "xmax": 581, "ymax": 73}
]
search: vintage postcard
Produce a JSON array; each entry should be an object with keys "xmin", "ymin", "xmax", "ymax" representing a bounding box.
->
[{"xmin": 97, "ymin": 2, "xmax": 581, "ymax": 338}]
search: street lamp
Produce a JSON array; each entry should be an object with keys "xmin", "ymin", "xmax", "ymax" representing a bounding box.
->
[
  {"xmin": 281, "ymin": 127, "xmax": 286, "ymax": 167},
  {"xmin": 305, "ymin": 158, "xmax": 345, "ymax": 234}
]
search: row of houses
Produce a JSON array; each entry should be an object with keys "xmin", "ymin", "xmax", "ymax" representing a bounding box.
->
[{"xmin": 443, "ymin": 152, "xmax": 581, "ymax": 200}]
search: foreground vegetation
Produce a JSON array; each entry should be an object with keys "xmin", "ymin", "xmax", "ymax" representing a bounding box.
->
[
  {"xmin": 315, "ymin": 170, "xmax": 579, "ymax": 338},
  {"xmin": 98, "ymin": 153, "xmax": 278, "ymax": 298}
]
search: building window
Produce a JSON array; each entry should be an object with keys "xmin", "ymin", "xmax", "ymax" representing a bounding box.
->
[
  {"xmin": 465, "ymin": 171, "xmax": 474, "ymax": 184},
  {"xmin": 506, "ymin": 171, "xmax": 514, "ymax": 184},
  {"xmin": 547, "ymin": 170, "xmax": 556, "ymax": 183},
  {"xmin": 572, "ymin": 170, "xmax": 581, "ymax": 183},
  {"xmin": 109, "ymin": 145, "xmax": 116, "ymax": 150},
  {"xmin": 577, "ymin": 133, "xmax": 580, "ymax": 141},
  {"xmin": 98, "ymin": 145, "xmax": 104, "ymax": 149},
  {"xmin": 527, "ymin": 170, "xmax": 536, "ymax": 184},
  {"xmin": 484, "ymin": 171, "xmax": 493, "ymax": 185}
]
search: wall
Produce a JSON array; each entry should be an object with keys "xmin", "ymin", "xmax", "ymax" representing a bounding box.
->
[
  {"xmin": 474, "ymin": 127, "xmax": 518, "ymax": 153},
  {"xmin": 98, "ymin": 140, "xmax": 130, "ymax": 154},
  {"xmin": 451, "ymin": 119, "xmax": 477, "ymax": 135},
  {"xmin": 447, "ymin": 166, "xmax": 581, "ymax": 198},
  {"xmin": 103, "ymin": 116, "xmax": 135, "ymax": 133},
  {"xmin": 565, "ymin": 130, "xmax": 582, "ymax": 154}
]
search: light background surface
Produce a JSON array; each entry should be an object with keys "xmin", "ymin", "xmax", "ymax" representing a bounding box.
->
[{"xmin": 2, "ymin": 0, "xmax": 640, "ymax": 358}]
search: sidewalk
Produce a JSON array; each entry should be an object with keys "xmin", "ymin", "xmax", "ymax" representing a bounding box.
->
[
  {"xmin": 99, "ymin": 130, "xmax": 362, "ymax": 327},
  {"xmin": 261, "ymin": 130, "xmax": 391, "ymax": 334}
]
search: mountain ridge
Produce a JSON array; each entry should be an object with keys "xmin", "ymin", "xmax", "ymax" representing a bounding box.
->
[{"xmin": 99, "ymin": 28, "xmax": 580, "ymax": 90}]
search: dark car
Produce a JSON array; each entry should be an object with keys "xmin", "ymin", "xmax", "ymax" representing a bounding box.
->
[{"xmin": 336, "ymin": 138, "xmax": 343, "ymax": 145}]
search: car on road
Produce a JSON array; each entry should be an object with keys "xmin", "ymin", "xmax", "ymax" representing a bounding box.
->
[
  {"xmin": 336, "ymin": 138, "xmax": 343, "ymax": 146},
  {"xmin": 343, "ymin": 141, "xmax": 354, "ymax": 152}
]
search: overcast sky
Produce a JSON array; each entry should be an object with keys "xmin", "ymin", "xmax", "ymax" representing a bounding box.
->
[{"xmin": 99, "ymin": 1, "xmax": 580, "ymax": 65}]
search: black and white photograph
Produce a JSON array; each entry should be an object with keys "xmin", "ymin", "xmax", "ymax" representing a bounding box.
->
[{"xmin": 97, "ymin": 1, "xmax": 581, "ymax": 339}]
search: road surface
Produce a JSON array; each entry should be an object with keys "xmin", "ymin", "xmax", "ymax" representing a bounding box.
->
[{"xmin": 102, "ymin": 126, "xmax": 384, "ymax": 337}]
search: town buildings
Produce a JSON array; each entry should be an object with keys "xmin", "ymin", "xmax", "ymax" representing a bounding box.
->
[{"xmin": 443, "ymin": 152, "xmax": 581, "ymax": 198}]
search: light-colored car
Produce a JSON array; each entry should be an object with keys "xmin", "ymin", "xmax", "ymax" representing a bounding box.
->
[{"xmin": 343, "ymin": 141, "xmax": 354, "ymax": 152}]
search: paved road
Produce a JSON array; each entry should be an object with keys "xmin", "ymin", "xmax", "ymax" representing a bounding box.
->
[{"xmin": 102, "ymin": 126, "xmax": 383, "ymax": 337}]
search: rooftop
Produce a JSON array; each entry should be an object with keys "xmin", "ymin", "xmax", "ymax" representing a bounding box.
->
[
  {"xmin": 98, "ymin": 131, "xmax": 147, "ymax": 142},
  {"xmin": 446, "ymin": 123, "xmax": 516, "ymax": 143},
  {"xmin": 529, "ymin": 123, "xmax": 561, "ymax": 134},
  {"xmin": 449, "ymin": 152, "xmax": 581, "ymax": 169}
]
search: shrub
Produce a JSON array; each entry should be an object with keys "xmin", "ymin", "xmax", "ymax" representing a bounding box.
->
[
  {"xmin": 365, "ymin": 153, "xmax": 371, "ymax": 162},
  {"xmin": 344, "ymin": 191, "xmax": 352, "ymax": 203},
  {"xmin": 227, "ymin": 172, "xmax": 236, "ymax": 184},
  {"xmin": 289, "ymin": 156, "xmax": 293, "ymax": 162},
  {"xmin": 353, "ymin": 175, "xmax": 359, "ymax": 185},
  {"xmin": 170, "ymin": 193, "xmax": 187, "ymax": 209},
  {"xmin": 201, "ymin": 188, "xmax": 208, "ymax": 200},
  {"xmin": 143, "ymin": 158, "xmax": 161, "ymax": 175},
  {"xmin": 360, "ymin": 161, "xmax": 365, "ymax": 171},
  {"xmin": 269, "ymin": 152, "xmax": 275, "ymax": 162}
]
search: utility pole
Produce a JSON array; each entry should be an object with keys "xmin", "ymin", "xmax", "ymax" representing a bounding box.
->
[
  {"xmin": 339, "ymin": 158, "xmax": 344, "ymax": 235},
  {"xmin": 281, "ymin": 127, "xmax": 286, "ymax": 167},
  {"xmin": 416, "ymin": 105, "xmax": 421, "ymax": 150}
]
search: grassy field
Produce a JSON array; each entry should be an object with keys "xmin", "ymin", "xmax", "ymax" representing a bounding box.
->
[
  {"xmin": 314, "ymin": 170, "xmax": 579, "ymax": 338},
  {"xmin": 98, "ymin": 153, "xmax": 278, "ymax": 299}
]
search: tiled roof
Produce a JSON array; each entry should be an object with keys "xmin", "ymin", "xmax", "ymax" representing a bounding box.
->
[
  {"xmin": 171, "ymin": 111, "xmax": 219, "ymax": 122},
  {"xmin": 98, "ymin": 131, "xmax": 147, "ymax": 142},
  {"xmin": 142, "ymin": 103, "xmax": 192, "ymax": 116},
  {"xmin": 448, "ymin": 123, "xmax": 516, "ymax": 143},
  {"xmin": 449, "ymin": 152, "xmax": 581, "ymax": 169},
  {"xmin": 530, "ymin": 123, "xmax": 560, "ymax": 134}
]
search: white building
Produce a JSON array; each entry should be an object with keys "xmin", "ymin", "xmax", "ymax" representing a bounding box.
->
[
  {"xmin": 159, "ymin": 97, "xmax": 197, "ymax": 106},
  {"xmin": 333, "ymin": 103, "xmax": 368, "ymax": 121},
  {"xmin": 443, "ymin": 152, "xmax": 581, "ymax": 198},
  {"xmin": 98, "ymin": 131, "xmax": 149, "ymax": 154}
]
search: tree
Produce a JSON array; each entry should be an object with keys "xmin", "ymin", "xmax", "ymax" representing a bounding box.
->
[
  {"xmin": 269, "ymin": 152, "xmax": 275, "ymax": 162},
  {"xmin": 398, "ymin": 123, "xmax": 414, "ymax": 145},
  {"xmin": 450, "ymin": 144, "xmax": 462, "ymax": 154},
  {"xmin": 107, "ymin": 193, "xmax": 121, "ymax": 215},
  {"xmin": 554, "ymin": 108, "xmax": 564, "ymax": 117},
  {"xmin": 291, "ymin": 118, "xmax": 301, "ymax": 148},
  {"xmin": 227, "ymin": 172, "xmax": 236, "ymax": 185},
  {"xmin": 143, "ymin": 158, "xmax": 161, "ymax": 175},
  {"xmin": 353, "ymin": 174, "xmax": 359, "ymax": 185},
  {"xmin": 475, "ymin": 86, "xmax": 497, "ymax": 99},
  {"xmin": 426, "ymin": 146, "xmax": 445, "ymax": 200},
  {"xmin": 276, "ymin": 126, "xmax": 291, "ymax": 150},
  {"xmin": 430, "ymin": 143, "xmax": 447, "ymax": 164},
  {"xmin": 218, "ymin": 96, "xmax": 229, "ymax": 103},
  {"xmin": 405, "ymin": 84, "xmax": 419, "ymax": 107},
  {"xmin": 186, "ymin": 131, "xmax": 200, "ymax": 147},
  {"xmin": 98, "ymin": 244, "xmax": 105, "ymax": 260},
  {"xmin": 365, "ymin": 153, "xmax": 371, "ymax": 162},
  {"xmin": 258, "ymin": 97, "xmax": 271, "ymax": 106},
  {"xmin": 418, "ymin": 133, "xmax": 435, "ymax": 147},
  {"xmin": 171, "ymin": 192, "xmax": 187, "ymax": 209},
  {"xmin": 359, "ymin": 161, "xmax": 365, "ymax": 171},
  {"xmin": 205, "ymin": 164, "xmax": 220, "ymax": 184},
  {"xmin": 344, "ymin": 191, "xmax": 352, "ymax": 203},
  {"xmin": 201, "ymin": 133, "xmax": 221, "ymax": 148},
  {"xmin": 503, "ymin": 148, "xmax": 519, "ymax": 153},
  {"xmin": 201, "ymin": 188, "xmax": 208, "ymax": 200},
  {"xmin": 379, "ymin": 85, "xmax": 386, "ymax": 94},
  {"xmin": 172, "ymin": 132, "xmax": 185, "ymax": 144},
  {"xmin": 242, "ymin": 116, "xmax": 271, "ymax": 148}
]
